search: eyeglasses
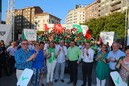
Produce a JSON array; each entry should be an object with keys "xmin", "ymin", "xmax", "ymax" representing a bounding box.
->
[{"xmin": 21, "ymin": 43, "xmax": 28, "ymax": 45}]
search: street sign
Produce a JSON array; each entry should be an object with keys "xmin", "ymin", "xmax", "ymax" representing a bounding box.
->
[{"xmin": 17, "ymin": 68, "xmax": 33, "ymax": 86}]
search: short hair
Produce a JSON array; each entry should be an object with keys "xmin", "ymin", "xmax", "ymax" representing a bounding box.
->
[
  {"xmin": 21, "ymin": 39, "xmax": 28, "ymax": 42},
  {"xmin": 40, "ymin": 41, "xmax": 45, "ymax": 45}
]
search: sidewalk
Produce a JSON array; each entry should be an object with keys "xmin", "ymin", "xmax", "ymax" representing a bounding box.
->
[
  {"xmin": 43, "ymin": 78, "xmax": 96, "ymax": 86},
  {"xmin": 0, "ymin": 64, "xmax": 97, "ymax": 86}
]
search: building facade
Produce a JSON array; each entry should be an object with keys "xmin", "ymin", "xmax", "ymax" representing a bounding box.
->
[
  {"xmin": 65, "ymin": 0, "xmax": 127, "ymax": 22},
  {"xmin": 98, "ymin": 0, "xmax": 126, "ymax": 16},
  {"xmin": 85, "ymin": 1, "xmax": 99, "ymax": 21},
  {"xmin": 6, "ymin": 6, "xmax": 43, "ymax": 40},
  {"xmin": 34, "ymin": 13, "xmax": 61, "ymax": 31},
  {"xmin": 65, "ymin": 5, "xmax": 86, "ymax": 24}
]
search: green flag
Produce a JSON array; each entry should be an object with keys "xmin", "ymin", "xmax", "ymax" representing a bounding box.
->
[
  {"xmin": 21, "ymin": 32, "xmax": 26, "ymax": 40},
  {"xmin": 73, "ymin": 24, "xmax": 82, "ymax": 34}
]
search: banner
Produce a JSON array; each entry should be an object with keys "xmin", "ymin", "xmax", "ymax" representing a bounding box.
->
[
  {"xmin": 0, "ymin": 24, "xmax": 12, "ymax": 45},
  {"xmin": 100, "ymin": 32, "xmax": 115, "ymax": 46},
  {"xmin": 22, "ymin": 29, "xmax": 37, "ymax": 41}
]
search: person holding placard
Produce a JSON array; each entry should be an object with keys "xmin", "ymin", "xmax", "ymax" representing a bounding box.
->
[
  {"xmin": 116, "ymin": 46, "xmax": 129, "ymax": 85},
  {"xmin": 14, "ymin": 40, "xmax": 36, "ymax": 80}
]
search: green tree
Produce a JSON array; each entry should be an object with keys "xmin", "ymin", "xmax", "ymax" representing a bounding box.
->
[{"xmin": 83, "ymin": 12, "xmax": 125, "ymax": 40}]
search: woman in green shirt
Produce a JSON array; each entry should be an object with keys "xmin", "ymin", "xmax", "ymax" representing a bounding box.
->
[
  {"xmin": 95, "ymin": 44, "xmax": 109, "ymax": 86},
  {"xmin": 46, "ymin": 41, "xmax": 57, "ymax": 86}
]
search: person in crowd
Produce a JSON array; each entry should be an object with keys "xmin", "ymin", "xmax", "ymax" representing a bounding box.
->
[
  {"xmin": 116, "ymin": 46, "xmax": 129, "ymax": 85},
  {"xmin": 106, "ymin": 42, "xmax": 111, "ymax": 51},
  {"xmin": 67, "ymin": 41, "xmax": 81, "ymax": 86},
  {"xmin": 31, "ymin": 42, "xmax": 45, "ymax": 86},
  {"xmin": 46, "ymin": 41, "xmax": 57, "ymax": 86},
  {"xmin": 14, "ymin": 40, "xmax": 36, "ymax": 80},
  {"xmin": 95, "ymin": 44, "xmax": 109, "ymax": 86},
  {"xmin": 79, "ymin": 42, "xmax": 95, "ymax": 86},
  {"xmin": 0, "ymin": 41, "xmax": 9, "ymax": 77},
  {"xmin": 0, "ymin": 42, "xmax": 2, "ymax": 77},
  {"xmin": 39, "ymin": 41, "xmax": 47, "ymax": 86},
  {"xmin": 44, "ymin": 41, "xmax": 49, "ymax": 51},
  {"xmin": 6, "ymin": 41, "xmax": 17, "ymax": 74},
  {"xmin": 54, "ymin": 40, "xmax": 67, "ymax": 83},
  {"xmin": 107, "ymin": 42, "xmax": 125, "ymax": 86},
  {"xmin": 78, "ymin": 42, "xmax": 84, "ymax": 50},
  {"xmin": 0, "ymin": 41, "xmax": 10, "ymax": 76},
  {"xmin": 0, "ymin": 40, "xmax": 5, "ymax": 46},
  {"xmin": 28, "ymin": 40, "xmax": 35, "ymax": 50}
]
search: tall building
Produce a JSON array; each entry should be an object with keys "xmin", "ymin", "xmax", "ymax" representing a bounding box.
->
[
  {"xmin": 6, "ymin": 6, "xmax": 43, "ymax": 40},
  {"xmin": 65, "ymin": 5, "xmax": 86, "ymax": 24},
  {"xmin": 34, "ymin": 12, "xmax": 61, "ymax": 31},
  {"xmin": 85, "ymin": 1, "xmax": 99, "ymax": 21},
  {"xmin": 99, "ymin": 0, "xmax": 126, "ymax": 16}
]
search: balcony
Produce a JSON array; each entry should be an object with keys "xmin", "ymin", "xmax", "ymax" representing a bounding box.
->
[
  {"xmin": 110, "ymin": 0, "xmax": 121, "ymax": 6},
  {"xmin": 110, "ymin": 4, "xmax": 121, "ymax": 12},
  {"xmin": 97, "ymin": 0, "xmax": 101, "ymax": 3}
]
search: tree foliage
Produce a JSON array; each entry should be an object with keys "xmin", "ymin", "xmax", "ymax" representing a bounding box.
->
[{"xmin": 83, "ymin": 12, "xmax": 125, "ymax": 40}]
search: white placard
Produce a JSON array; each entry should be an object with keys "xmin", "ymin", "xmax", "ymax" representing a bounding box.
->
[
  {"xmin": 17, "ymin": 68, "xmax": 33, "ymax": 86},
  {"xmin": 110, "ymin": 71, "xmax": 127, "ymax": 86},
  {"xmin": 100, "ymin": 32, "xmax": 115, "ymax": 46},
  {"xmin": 23, "ymin": 29, "xmax": 37, "ymax": 41},
  {"xmin": 0, "ymin": 24, "xmax": 12, "ymax": 45}
]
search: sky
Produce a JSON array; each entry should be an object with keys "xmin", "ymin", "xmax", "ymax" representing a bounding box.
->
[{"xmin": 2, "ymin": 0, "xmax": 95, "ymax": 23}]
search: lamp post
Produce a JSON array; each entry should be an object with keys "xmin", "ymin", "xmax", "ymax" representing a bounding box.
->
[{"xmin": 8, "ymin": 0, "xmax": 15, "ymax": 41}]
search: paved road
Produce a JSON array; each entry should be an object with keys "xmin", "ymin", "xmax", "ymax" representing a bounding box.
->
[{"xmin": 0, "ymin": 63, "xmax": 109, "ymax": 86}]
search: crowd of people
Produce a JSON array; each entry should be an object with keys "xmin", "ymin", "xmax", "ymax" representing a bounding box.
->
[{"xmin": 0, "ymin": 31, "xmax": 129, "ymax": 86}]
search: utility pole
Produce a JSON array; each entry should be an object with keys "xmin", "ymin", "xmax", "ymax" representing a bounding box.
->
[{"xmin": 7, "ymin": 0, "xmax": 15, "ymax": 41}]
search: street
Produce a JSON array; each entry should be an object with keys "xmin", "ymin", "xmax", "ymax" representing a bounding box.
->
[{"xmin": 0, "ymin": 63, "xmax": 109, "ymax": 86}]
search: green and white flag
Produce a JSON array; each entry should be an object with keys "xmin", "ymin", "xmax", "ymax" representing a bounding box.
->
[{"xmin": 73, "ymin": 24, "xmax": 82, "ymax": 34}]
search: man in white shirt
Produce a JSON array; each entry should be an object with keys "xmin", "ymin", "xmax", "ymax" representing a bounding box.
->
[
  {"xmin": 54, "ymin": 40, "xmax": 67, "ymax": 82},
  {"xmin": 79, "ymin": 42, "xmax": 94, "ymax": 86},
  {"xmin": 107, "ymin": 42, "xmax": 125, "ymax": 86}
]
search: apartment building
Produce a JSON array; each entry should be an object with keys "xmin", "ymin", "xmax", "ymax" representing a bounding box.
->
[
  {"xmin": 34, "ymin": 12, "xmax": 61, "ymax": 31},
  {"xmin": 65, "ymin": 5, "xmax": 86, "ymax": 24},
  {"xmin": 85, "ymin": 1, "xmax": 99, "ymax": 21},
  {"xmin": 66, "ymin": 0, "xmax": 127, "ymax": 22},
  {"xmin": 6, "ymin": 6, "xmax": 43, "ymax": 39},
  {"xmin": 99, "ymin": 0, "xmax": 126, "ymax": 16}
]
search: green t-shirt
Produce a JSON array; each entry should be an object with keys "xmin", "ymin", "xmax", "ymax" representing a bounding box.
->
[
  {"xmin": 47, "ymin": 48, "xmax": 56, "ymax": 63},
  {"xmin": 67, "ymin": 46, "xmax": 81, "ymax": 61}
]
